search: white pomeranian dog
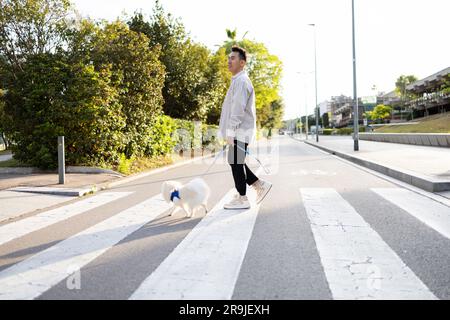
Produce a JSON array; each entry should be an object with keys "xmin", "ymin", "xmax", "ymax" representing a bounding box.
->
[{"xmin": 161, "ymin": 178, "xmax": 210, "ymax": 218}]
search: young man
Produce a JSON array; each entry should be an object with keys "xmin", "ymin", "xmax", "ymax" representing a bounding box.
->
[{"xmin": 219, "ymin": 45, "xmax": 272, "ymax": 210}]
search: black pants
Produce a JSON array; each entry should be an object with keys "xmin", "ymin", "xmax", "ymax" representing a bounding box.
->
[{"xmin": 228, "ymin": 140, "xmax": 259, "ymax": 196}]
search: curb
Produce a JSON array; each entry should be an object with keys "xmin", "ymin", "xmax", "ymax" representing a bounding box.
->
[
  {"xmin": 6, "ymin": 151, "xmax": 222, "ymax": 196},
  {"xmin": 8, "ymin": 186, "xmax": 96, "ymax": 197},
  {"xmin": 359, "ymin": 133, "xmax": 450, "ymax": 148},
  {"xmin": 66, "ymin": 166, "xmax": 124, "ymax": 176},
  {"xmin": 302, "ymin": 140, "xmax": 450, "ymax": 193},
  {"xmin": 0, "ymin": 166, "xmax": 123, "ymax": 175}
]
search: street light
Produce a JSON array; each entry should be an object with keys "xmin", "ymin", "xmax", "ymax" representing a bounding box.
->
[
  {"xmin": 351, "ymin": 0, "xmax": 359, "ymax": 151},
  {"xmin": 297, "ymin": 71, "xmax": 314, "ymax": 140},
  {"xmin": 308, "ymin": 23, "xmax": 319, "ymax": 142}
]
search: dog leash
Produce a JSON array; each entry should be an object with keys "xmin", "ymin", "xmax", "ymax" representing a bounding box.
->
[
  {"xmin": 200, "ymin": 144, "xmax": 228, "ymax": 177},
  {"xmin": 200, "ymin": 143, "xmax": 270, "ymax": 177},
  {"xmin": 234, "ymin": 144, "xmax": 271, "ymax": 175}
]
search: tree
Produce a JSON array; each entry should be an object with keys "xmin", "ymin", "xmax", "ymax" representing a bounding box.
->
[
  {"xmin": 260, "ymin": 98, "xmax": 284, "ymax": 133},
  {"xmin": 395, "ymin": 75, "xmax": 418, "ymax": 99},
  {"xmin": 0, "ymin": 0, "xmax": 73, "ymax": 78},
  {"xmin": 440, "ymin": 74, "xmax": 450, "ymax": 95},
  {"xmin": 4, "ymin": 53, "xmax": 126, "ymax": 168},
  {"xmin": 128, "ymin": 2, "xmax": 220, "ymax": 122},
  {"xmin": 322, "ymin": 112, "xmax": 330, "ymax": 128},
  {"xmin": 3, "ymin": 14, "xmax": 167, "ymax": 168},
  {"xmin": 371, "ymin": 104, "xmax": 392, "ymax": 123},
  {"xmin": 205, "ymin": 47, "xmax": 231, "ymax": 124},
  {"xmin": 86, "ymin": 21, "xmax": 166, "ymax": 157},
  {"xmin": 0, "ymin": 88, "xmax": 11, "ymax": 149},
  {"xmin": 364, "ymin": 111, "xmax": 373, "ymax": 121},
  {"xmin": 226, "ymin": 28, "xmax": 237, "ymax": 41}
]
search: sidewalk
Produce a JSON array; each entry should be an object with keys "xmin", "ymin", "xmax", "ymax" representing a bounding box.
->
[
  {"xmin": 0, "ymin": 150, "xmax": 13, "ymax": 162},
  {"xmin": 0, "ymin": 172, "xmax": 122, "ymax": 223},
  {"xmin": 297, "ymin": 135, "xmax": 450, "ymax": 194}
]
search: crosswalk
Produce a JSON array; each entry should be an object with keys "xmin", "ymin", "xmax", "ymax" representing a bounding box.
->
[
  {"xmin": 0, "ymin": 184, "xmax": 449, "ymax": 300},
  {"xmin": 130, "ymin": 188, "xmax": 260, "ymax": 300},
  {"xmin": 0, "ymin": 192, "xmax": 132, "ymax": 247},
  {"xmin": 300, "ymin": 188, "xmax": 437, "ymax": 300}
]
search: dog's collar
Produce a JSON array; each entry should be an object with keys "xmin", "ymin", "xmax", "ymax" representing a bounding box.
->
[{"xmin": 170, "ymin": 190, "xmax": 180, "ymax": 202}]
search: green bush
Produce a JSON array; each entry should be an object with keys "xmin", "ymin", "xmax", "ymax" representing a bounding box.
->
[
  {"xmin": 86, "ymin": 21, "xmax": 166, "ymax": 158},
  {"xmin": 117, "ymin": 153, "xmax": 134, "ymax": 175},
  {"xmin": 332, "ymin": 127, "xmax": 367, "ymax": 135},
  {"xmin": 172, "ymin": 119, "xmax": 195, "ymax": 153},
  {"xmin": 322, "ymin": 129, "xmax": 334, "ymax": 135},
  {"xmin": 172, "ymin": 119, "xmax": 221, "ymax": 154},
  {"xmin": 147, "ymin": 115, "xmax": 177, "ymax": 157},
  {"xmin": 2, "ymin": 20, "xmax": 167, "ymax": 169},
  {"xmin": 4, "ymin": 53, "xmax": 126, "ymax": 169},
  {"xmin": 337, "ymin": 128, "xmax": 353, "ymax": 135},
  {"xmin": 202, "ymin": 124, "xmax": 220, "ymax": 149}
]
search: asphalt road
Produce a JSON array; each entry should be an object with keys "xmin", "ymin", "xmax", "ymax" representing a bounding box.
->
[{"xmin": 0, "ymin": 135, "xmax": 449, "ymax": 300}]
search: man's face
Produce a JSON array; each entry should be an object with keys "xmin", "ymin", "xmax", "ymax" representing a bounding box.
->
[{"xmin": 228, "ymin": 52, "xmax": 245, "ymax": 75}]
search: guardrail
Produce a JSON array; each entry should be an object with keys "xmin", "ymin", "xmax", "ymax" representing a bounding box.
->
[{"xmin": 359, "ymin": 133, "xmax": 450, "ymax": 148}]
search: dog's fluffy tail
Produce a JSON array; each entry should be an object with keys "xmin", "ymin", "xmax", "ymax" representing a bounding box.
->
[{"xmin": 189, "ymin": 178, "xmax": 210, "ymax": 198}]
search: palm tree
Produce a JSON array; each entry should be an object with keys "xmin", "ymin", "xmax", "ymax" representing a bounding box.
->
[{"xmin": 226, "ymin": 28, "xmax": 237, "ymax": 41}]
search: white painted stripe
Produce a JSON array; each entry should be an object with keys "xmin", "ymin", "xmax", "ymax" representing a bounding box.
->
[
  {"xmin": 300, "ymin": 188, "xmax": 437, "ymax": 300},
  {"xmin": 0, "ymin": 192, "xmax": 132, "ymax": 247},
  {"xmin": 304, "ymin": 142, "xmax": 450, "ymax": 208},
  {"xmin": 130, "ymin": 188, "xmax": 261, "ymax": 300},
  {"xmin": 372, "ymin": 188, "xmax": 450, "ymax": 240},
  {"xmin": 0, "ymin": 193, "xmax": 172, "ymax": 300}
]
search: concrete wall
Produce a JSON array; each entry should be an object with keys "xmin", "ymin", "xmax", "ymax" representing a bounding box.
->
[{"xmin": 359, "ymin": 133, "xmax": 450, "ymax": 148}]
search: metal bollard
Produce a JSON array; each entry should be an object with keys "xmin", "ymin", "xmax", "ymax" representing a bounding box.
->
[{"xmin": 58, "ymin": 136, "xmax": 65, "ymax": 184}]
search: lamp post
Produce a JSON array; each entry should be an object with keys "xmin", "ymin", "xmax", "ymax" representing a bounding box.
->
[
  {"xmin": 352, "ymin": 0, "xmax": 359, "ymax": 151},
  {"xmin": 297, "ymin": 71, "xmax": 314, "ymax": 140},
  {"xmin": 308, "ymin": 24, "xmax": 319, "ymax": 142}
]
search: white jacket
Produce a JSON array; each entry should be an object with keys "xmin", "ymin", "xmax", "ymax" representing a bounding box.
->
[{"xmin": 219, "ymin": 70, "xmax": 256, "ymax": 144}]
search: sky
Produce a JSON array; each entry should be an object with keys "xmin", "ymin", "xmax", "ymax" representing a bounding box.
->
[{"xmin": 72, "ymin": 0, "xmax": 450, "ymax": 120}]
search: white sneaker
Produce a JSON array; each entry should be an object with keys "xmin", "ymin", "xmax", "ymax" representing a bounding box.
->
[
  {"xmin": 224, "ymin": 195, "xmax": 251, "ymax": 210},
  {"xmin": 253, "ymin": 179, "xmax": 272, "ymax": 204}
]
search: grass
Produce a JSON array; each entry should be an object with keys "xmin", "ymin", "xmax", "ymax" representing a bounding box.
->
[
  {"xmin": 113, "ymin": 153, "xmax": 184, "ymax": 175},
  {"xmin": 0, "ymin": 158, "xmax": 29, "ymax": 167},
  {"xmin": 374, "ymin": 112, "xmax": 450, "ymax": 133},
  {"xmin": 127, "ymin": 154, "xmax": 176, "ymax": 175},
  {"xmin": 0, "ymin": 154, "xmax": 176, "ymax": 172}
]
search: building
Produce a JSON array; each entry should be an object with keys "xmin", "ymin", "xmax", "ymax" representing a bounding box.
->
[
  {"xmin": 378, "ymin": 90, "xmax": 407, "ymax": 122},
  {"xmin": 319, "ymin": 100, "xmax": 331, "ymax": 117},
  {"xmin": 330, "ymin": 95, "xmax": 363, "ymax": 128},
  {"xmin": 406, "ymin": 67, "xmax": 450, "ymax": 117}
]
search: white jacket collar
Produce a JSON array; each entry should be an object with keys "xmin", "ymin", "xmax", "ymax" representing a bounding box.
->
[{"xmin": 232, "ymin": 70, "xmax": 246, "ymax": 80}]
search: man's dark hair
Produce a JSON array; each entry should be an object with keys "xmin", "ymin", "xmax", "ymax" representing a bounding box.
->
[{"xmin": 231, "ymin": 45, "xmax": 247, "ymax": 61}]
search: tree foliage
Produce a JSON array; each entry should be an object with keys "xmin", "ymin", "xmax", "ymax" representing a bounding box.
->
[
  {"xmin": 395, "ymin": 75, "xmax": 418, "ymax": 99},
  {"xmin": 0, "ymin": 0, "xmax": 285, "ymax": 169},
  {"xmin": 0, "ymin": 88, "xmax": 11, "ymax": 149},
  {"xmin": 85, "ymin": 21, "xmax": 166, "ymax": 157},
  {"xmin": 1, "ymin": 1, "xmax": 166, "ymax": 168},
  {"xmin": 4, "ymin": 53, "xmax": 126, "ymax": 168},
  {"xmin": 370, "ymin": 104, "xmax": 393, "ymax": 121},
  {"xmin": 0, "ymin": 0, "xmax": 73, "ymax": 77},
  {"xmin": 322, "ymin": 112, "xmax": 330, "ymax": 128},
  {"xmin": 128, "ymin": 2, "xmax": 225, "ymax": 123}
]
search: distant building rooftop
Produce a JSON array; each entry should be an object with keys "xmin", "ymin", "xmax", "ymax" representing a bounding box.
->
[{"xmin": 406, "ymin": 67, "xmax": 450, "ymax": 94}]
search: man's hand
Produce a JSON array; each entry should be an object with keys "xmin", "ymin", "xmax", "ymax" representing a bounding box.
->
[{"xmin": 226, "ymin": 137, "xmax": 235, "ymax": 145}]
